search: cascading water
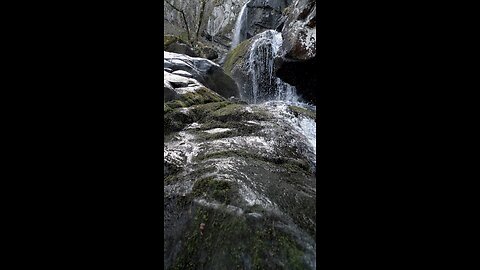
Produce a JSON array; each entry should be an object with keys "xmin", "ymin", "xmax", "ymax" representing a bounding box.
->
[
  {"xmin": 231, "ymin": 2, "xmax": 249, "ymax": 49},
  {"xmin": 243, "ymin": 30, "xmax": 299, "ymax": 104}
]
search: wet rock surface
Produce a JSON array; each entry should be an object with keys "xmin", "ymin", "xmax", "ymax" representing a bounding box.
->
[
  {"xmin": 164, "ymin": 52, "xmax": 239, "ymax": 99},
  {"xmin": 225, "ymin": 30, "xmax": 299, "ymax": 104},
  {"xmin": 164, "ymin": 67, "xmax": 316, "ymax": 269}
]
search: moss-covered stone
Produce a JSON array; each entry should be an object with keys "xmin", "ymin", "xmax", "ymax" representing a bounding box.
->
[
  {"xmin": 164, "ymin": 34, "xmax": 190, "ymax": 50},
  {"xmin": 164, "ymin": 35, "xmax": 179, "ymax": 49},
  {"xmin": 223, "ymin": 38, "xmax": 253, "ymax": 76},
  {"xmin": 194, "ymin": 149, "xmax": 311, "ymax": 174},
  {"xmin": 164, "ymin": 107, "xmax": 194, "ymax": 135},
  {"xmin": 164, "ymin": 87, "xmax": 226, "ymax": 112},
  {"xmin": 192, "ymin": 177, "xmax": 235, "ymax": 204},
  {"xmin": 208, "ymin": 103, "xmax": 270, "ymax": 123},
  {"xmin": 169, "ymin": 203, "xmax": 309, "ymax": 270},
  {"xmin": 288, "ymin": 105, "xmax": 316, "ymax": 120},
  {"xmin": 182, "ymin": 87, "xmax": 225, "ymax": 105},
  {"xmin": 189, "ymin": 101, "xmax": 231, "ymax": 120}
]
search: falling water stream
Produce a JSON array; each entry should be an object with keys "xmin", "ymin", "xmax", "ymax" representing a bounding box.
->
[
  {"xmin": 231, "ymin": 2, "xmax": 249, "ymax": 49},
  {"xmin": 231, "ymin": 19, "xmax": 316, "ymax": 155}
]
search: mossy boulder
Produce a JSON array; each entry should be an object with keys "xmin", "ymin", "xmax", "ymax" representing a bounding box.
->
[
  {"xmin": 194, "ymin": 42, "xmax": 219, "ymax": 60},
  {"xmin": 223, "ymin": 38, "xmax": 252, "ymax": 76},
  {"xmin": 163, "ymin": 84, "xmax": 227, "ymax": 134},
  {"xmin": 164, "ymin": 64, "xmax": 317, "ymax": 269},
  {"xmin": 165, "ymin": 202, "xmax": 312, "ymax": 270},
  {"xmin": 288, "ymin": 105, "xmax": 316, "ymax": 120},
  {"xmin": 164, "ymin": 35, "xmax": 198, "ymax": 57}
]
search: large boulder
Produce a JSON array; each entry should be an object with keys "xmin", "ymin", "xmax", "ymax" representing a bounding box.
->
[
  {"xmin": 224, "ymin": 30, "xmax": 299, "ymax": 103},
  {"xmin": 275, "ymin": 0, "xmax": 317, "ymax": 104},
  {"xmin": 164, "ymin": 35, "xmax": 198, "ymax": 57},
  {"xmin": 164, "ymin": 51, "xmax": 239, "ymax": 99}
]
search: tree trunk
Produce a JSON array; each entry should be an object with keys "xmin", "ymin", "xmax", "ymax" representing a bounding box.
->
[
  {"xmin": 165, "ymin": 0, "xmax": 191, "ymax": 44},
  {"xmin": 195, "ymin": 0, "xmax": 207, "ymax": 43}
]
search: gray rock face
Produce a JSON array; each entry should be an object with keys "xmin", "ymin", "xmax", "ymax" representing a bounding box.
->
[
  {"xmin": 197, "ymin": 45, "xmax": 218, "ymax": 60},
  {"xmin": 244, "ymin": 0, "xmax": 293, "ymax": 39},
  {"xmin": 164, "ymin": 51, "xmax": 239, "ymax": 99},
  {"xmin": 280, "ymin": 0, "xmax": 316, "ymax": 60},
  {"xmin": 224, "ymin": 30, "xmax": 299, "ymax": 103},
  {"xmin": 165, "ymin": 0, "xmax": 250, "ymax": 62},
  {"xmin": 231, "ymin": 0, "xmax": 293, "ymax": 49},
  {"xmin": 165, "ymin": 41, "xmax": 198, "ymax": 57},
  {"xmin": 164, "ymin": 0, "xmax": 294, "ymax": 63},
  {"xmin": 275, "ymin": 0, "xmax": 317, "ymax": 104}
]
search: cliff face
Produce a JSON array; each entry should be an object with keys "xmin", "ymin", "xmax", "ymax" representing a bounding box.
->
[
  {"xmin": 275, "ymin": 0, "xmax": 317, "ymax": 104},
  {"xmin": 164, "ymin": 0, "xmax": 250, "ymax": 62},
  {"xmin": 164, "ymin": 0, "xmax": 297, "ymax": 64}
]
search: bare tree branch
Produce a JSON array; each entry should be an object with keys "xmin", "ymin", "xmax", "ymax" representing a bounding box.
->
[{"xmin": 164, "ymin": 0, "xmax": 191, "ymax": 43}]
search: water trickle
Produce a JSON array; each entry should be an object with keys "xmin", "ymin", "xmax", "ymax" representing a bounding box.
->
[{"xmin": 231, "ymin": 2, "xmax": 249, "ymax": 49}]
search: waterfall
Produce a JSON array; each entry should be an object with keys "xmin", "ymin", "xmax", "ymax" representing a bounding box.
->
[
  {"xmin": 231, "ymin": 2, "xmax": 249, "ymax": 49},
  {"xmin": 244, "ymin": 30, "xmax": 299, "ymax": 104}
]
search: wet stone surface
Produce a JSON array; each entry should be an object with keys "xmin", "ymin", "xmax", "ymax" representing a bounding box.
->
[{"xmin": 164, "ymin": 84, "xmax": 316, "ymax": 269}]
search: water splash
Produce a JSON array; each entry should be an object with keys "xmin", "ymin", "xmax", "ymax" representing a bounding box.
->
[
  {"xmin": 231, "ymin": 2, "xmax": 249, "ymax": 49},
  {"xmin": 263, "ymin": 101, "xmax": 316, "ymax": 165}
]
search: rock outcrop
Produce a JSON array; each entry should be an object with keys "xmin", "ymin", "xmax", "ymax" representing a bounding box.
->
[
  {"xmin": 242, "ymin": 0, "xmax": 293, "ymax": 41},
  {"xmin": 224, "ymin": 30, "xmax": 299, "ymax": 103},
  {"xmin": 164, "ymin": 51, "xmax": 239, "ymax": 99},
  {"xmin": 164, "ymin": 79, "xmax": 316, "ymax": 269},
  {"xmin": 275, "ymin": 0, "xmax": 317, "ymax": 104},
  {"xmin": 164, "ymin": 0, "xmax": 250, "ymax": 63},
  {"xmin": 164, "ymin": 0, "xmax": 295, "ymax": 64}
]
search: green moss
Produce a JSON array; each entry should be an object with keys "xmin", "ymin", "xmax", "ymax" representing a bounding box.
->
[
  {"xmin": 169, "ymin": 202, "xmax": 309, "ymax": 270},
  {"xmin": 278, "ymin": 234, "xmax": 304, "ymax": 269},
  {"xmin": 171, "ymin": 205, "xmax": 252, "ymax": 270},
  {"xmin": 164, "ymin": 174, "xmax": 176, "ymax": 184},
  {"xmin": 164, "ymin": 87, "xmax": 226, "ymax": 111},
  {"xmin": 288, "ymin": 105, "xmax": 316, "ymax": 120},
  {"xmin": 181, "ymin": 87, "xmax": 225, "ymax": 106},
  {"xmin": 164, "ymin": 34, "xmax": 190, "ymax": 50},
  {"xmin": 210, "ymin": 104, "xmax": 271, "ymax": 122},
  {"xmin": 164, "ymin": 103, "xmax": 172, "ymax": 114},
  {"xmin": 164, "ymin": 107, "xmax": 194, "ymax": 135},
  {"xmin": 223, "ymin": 38, "xmax": 253, "ymax": 76},
  {"xmin": 190, "ymin": 101, "xmax": 231, "ymax": 120},
  {"xmin": 167, "ymin": 99, "xmax": 187, "ymax": 109},
  {"xmin": 178, "ymin": 31, "xmax": 190, "ymax": 44},
  {"xmin": 192, "ymin": 177, "xmax": 234, "ymax": 204},
  {"xmin": 163, "ymin": 90, "xmax": 231, "ymax": 136},
  {"xmin": 210, "ymin": 103, "xmax": 270, "ymax": 123},
  {"xmin": 164, "ymin": 35, "xmax": 179, "ymax": 49},
  {"xmin": 211, "ymin": 103, "xmax": 243, "ymax": 117}
]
